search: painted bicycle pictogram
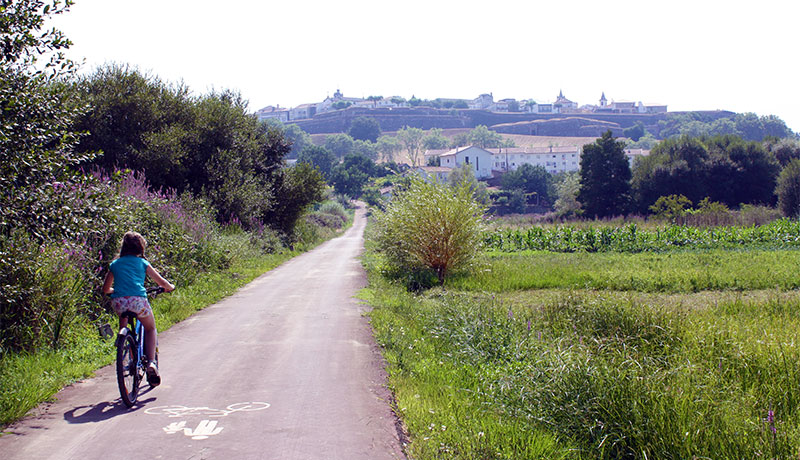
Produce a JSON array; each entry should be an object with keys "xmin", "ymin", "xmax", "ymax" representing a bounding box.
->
[{"xmin": 145, "ymin": 401, "xmax": 270, "ymax": 418}]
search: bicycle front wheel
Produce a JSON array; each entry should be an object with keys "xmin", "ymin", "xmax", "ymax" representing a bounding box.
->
[{"xmin": 116, "ymin": 332, "xmax": 140, "ymax": 407}]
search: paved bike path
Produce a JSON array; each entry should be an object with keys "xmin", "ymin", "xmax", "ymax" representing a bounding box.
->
[{"xmin": 0, "ymin": 203, "xmax": 405, "ymax": 460}]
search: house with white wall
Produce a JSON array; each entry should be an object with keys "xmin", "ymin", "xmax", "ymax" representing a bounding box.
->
[
  {"xmin": 414, "ymin": 166, "xmax": 453, "ymax": 183},
  {"xmin": 255, "ymin": 106, "xmax": 290, "ymax": 123},
  {"xmin": 289, "ymin": 103, "xmax": 317, "ymax": 120},
  {"xmin": 438, "ymin": 146, "xmax": 494, "ymax": 179},
  {"xmin": 489, "ymin": 146, "xmax": 582, "ymax": 174}
]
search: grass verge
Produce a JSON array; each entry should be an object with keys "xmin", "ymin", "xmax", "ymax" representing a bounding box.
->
[{"xmin": 364, "ymin": 248, "xmax": 800, "ymax": 458}]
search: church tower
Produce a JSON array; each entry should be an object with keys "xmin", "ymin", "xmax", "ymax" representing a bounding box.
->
[{"xmin": 599, "ymin": 92, "xmax": 607, "ymax": 107}]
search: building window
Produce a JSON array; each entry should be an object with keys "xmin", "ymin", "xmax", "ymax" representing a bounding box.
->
[{"xmin": 465, "ymin": 156, "xmax": 470, "ymax": 164}]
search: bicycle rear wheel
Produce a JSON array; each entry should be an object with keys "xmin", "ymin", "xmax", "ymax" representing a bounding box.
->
[{"xmin": 116, "ymin": 332, "xmax": 141, "ymax": 407}]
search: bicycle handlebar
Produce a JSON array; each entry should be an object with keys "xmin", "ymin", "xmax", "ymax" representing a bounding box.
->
[{"xmin": 146, "ymin": 286, "xmax": 166, "ymax": 295}]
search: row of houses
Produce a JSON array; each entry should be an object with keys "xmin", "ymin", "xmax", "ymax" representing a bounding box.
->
[
  {"xmin": 417, "ymin": 145, "xmax": 649, "ymax": 182},
  {"xmin": 255, "ymin": 91, "xmax": 668, "ymax": 123},
  {"xmin": 256, "ymin": 90, "xmax": 411, "ymax": 123}
]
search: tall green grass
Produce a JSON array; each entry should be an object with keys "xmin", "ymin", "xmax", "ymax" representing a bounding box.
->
[
  {"xmin": 364, "ymin": 232, "xmax": 800, "ymax": 459},
  {"xmin": 366, "ymin": 276, "xmax": 800, "ymax": 458},
  {"xmin": 451, "ymin": 250, "xmax": 800, "ymax": 293}
]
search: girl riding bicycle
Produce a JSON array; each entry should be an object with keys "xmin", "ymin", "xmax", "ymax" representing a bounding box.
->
[{"xmin": 102, "ymin": 231, "xmax": 174, "ymax": 386}]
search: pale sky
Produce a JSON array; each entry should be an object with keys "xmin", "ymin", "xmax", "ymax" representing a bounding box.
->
[{"xmin": 50, "ymin": 0, "xmax": 800, "ymax": 132}]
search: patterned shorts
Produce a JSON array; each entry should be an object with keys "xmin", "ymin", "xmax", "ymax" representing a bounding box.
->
[{"xmin": 110, "ymin": 296, "xmax": 153, "ymax": 318}]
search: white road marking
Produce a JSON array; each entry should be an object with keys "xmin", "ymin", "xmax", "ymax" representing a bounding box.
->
[
  {"xmin": 145, "ymin": 401, "xmax": 270, "ymax": 418},
  {"xmin": 183, "ymin": 420, "xmax": 223, "ymax": 440}
]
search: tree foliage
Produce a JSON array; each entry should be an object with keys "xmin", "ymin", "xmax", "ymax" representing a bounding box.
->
[
  {"xmin": 776, "ymin": 159, "xmax": 800, "ymax": 218},
  {"xmin": 397, "ymin": 126, "xmax": 425, "ymax": 166},
  {"xmin": 348, "ymin": 116, "xmax": 381, "ymax": 142},
  {"xmin": 553, "ymin": 171, "xmax": 582, "ymax": 217},
  {"xmin": 330, "ymin": 153, "xmax": 383, "ymax": 197},
  {"xmin": 501, "ymin": 164, "xmax": 552, "ymax": 202},
  {"xmin": 376, "ymin": 135, "xmax": 402, "ymax": 163},
  {"xmin": 324, "ymin": 132, "xmax": 355, "ymax": 159},
  {"xmin": 298, "ymin": 145, "xmax": 336, "ymax": 179},
  {"xmin": 0, "ymin": 0, "xmax": 94, "ymax": 241},
  {"xmin": 658, "ymin": 112, "xmax": 793, "ymax": 141},
  {"xmin": 578, "ymin": 131, "xmax": 632, "ymax": 218},
  {"xmin": 423, "ymin": 127, "xmax": 449, "ymax": 150},
  {"xmin": 631, "ymin": 135, "xmax": 779, "ymax": 212},
  {"xmin": 281, "ymin": 123, "xmax": 313, "ymax": 158},
  {"xmin": 264, "ymin": 162, "xmax": 326, "ymax": 238},
  {"xmin": 72, "ymin": 65, "xmax": 289, "ymax": 228},
  {"xmin": 372, "ymin": 175, "xmax": 486, "ymax": 285},
  {"xmin": 468, "ymin": 125, "xmax": 504, "ymax": 148}
]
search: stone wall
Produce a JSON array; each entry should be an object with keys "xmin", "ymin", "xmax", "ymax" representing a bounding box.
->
[{"xmin": 291, "ymin": 106, "xmax": 734, "ymax": 138}]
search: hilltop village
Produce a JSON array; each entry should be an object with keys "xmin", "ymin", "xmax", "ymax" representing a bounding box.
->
[{"xmin": 255, "ymin": 90, "xmax": 668, "ymax": 124}]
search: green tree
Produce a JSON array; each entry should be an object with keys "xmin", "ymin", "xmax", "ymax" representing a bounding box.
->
[
  {"xmin": 282, "ymin": 123, "xmax": 313, "ymax": 158},
  {"xmin": 265, "ymin": 162, "xmax": 326, "ymax": 239},
  {"xmin": 776, "ymin": 159, "xmax": 800, "ymax": 217},
  {"xmin": 450, "ymin": 132, "xmax": 470, "ymax": 148},
  {"xmin": 623, "ymin": 122, "xmax": 645, "ymax": 142},
  {"xmin": 324, "ymin": 133, "xmax": 355, "ymax": 159},
  {"xmin": 397, "ymin": 126, "xmax": 425, "ymax": 166},
  {"xmin": 468, "ymin": 125, "xmax": 503, "ymax": 148},
  {"xmin": 500, "ymin": 164, "xmax": 552, "ymax": 203},
  {"xmin": 578, "ymin": 131, "xmax": 632, "ymax": 218},
  {"xmin": 0, "ymin": 0, "xmax": 96, "ymax": 240},
  {"xmin": 298, "ymin": 145, "xmax": 337, "ymax": 179},
  {"xmin": 353, "ymin": 139, "xmax": 378, "ymax": 160},
  {"xmin": 376, "ymin": 135, "xmax": 402, "ymax": 162},
  {"xmin": 766, "ymin": 138, "xmax": 800, "ymax": 167},
  {"xmin": 348, "ymin": 116, "xmax": 381, "ymax": 142},
  {"xmin": 329, "ymin": 153, "xmax": 380, "ymax": 197},
  {"xmin": 422, "ymin": 128, "xmax": 449, "ymax": 150},
  {"xmin": 372, "ymin": 175, "xmax": 487, "ymax": 285},
  {"xmin": 553, "ymin": 172, "xmax": 582, "ymax": 217},
  {"xmin": 73, "ymin": 64, "xmax": 192, "ymax": 188}
]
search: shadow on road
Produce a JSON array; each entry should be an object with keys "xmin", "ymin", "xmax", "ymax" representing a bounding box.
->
[{"xmin": 64, "ymin": 392, "xmax": 157, "ymax": 424}]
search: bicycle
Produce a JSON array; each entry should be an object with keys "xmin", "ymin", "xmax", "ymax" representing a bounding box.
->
[{"xmin": 116, "ymin": 286, "xmax": 165, "ymax": 408}]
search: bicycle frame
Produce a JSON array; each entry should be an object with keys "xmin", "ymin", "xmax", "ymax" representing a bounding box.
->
[{"xmin": 116, "ymin": 286, "xmax": 163, "ymax": 407}]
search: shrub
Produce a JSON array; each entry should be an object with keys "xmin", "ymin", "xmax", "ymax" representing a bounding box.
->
[
  {"xmin": 318, "ymin": 201, "xmax": 348, "ymax": 222},
  {"xmin": 371, "ymin": 175, "xmax": 487, "ymax": 285}
]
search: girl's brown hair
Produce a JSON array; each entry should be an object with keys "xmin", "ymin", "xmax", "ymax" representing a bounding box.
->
[{"xmin": 119, "ymin": 231, "xmax": 147, "ymax": 257}]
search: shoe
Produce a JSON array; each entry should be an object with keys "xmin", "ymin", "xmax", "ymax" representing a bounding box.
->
[{"xmin": 146, "ymin": 361, "xmax": 161, "ymax": 387}]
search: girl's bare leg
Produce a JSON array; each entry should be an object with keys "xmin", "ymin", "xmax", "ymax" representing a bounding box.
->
[{"xmin": 137, "ymin": 313, "xmax": 158, "ymax": 362}]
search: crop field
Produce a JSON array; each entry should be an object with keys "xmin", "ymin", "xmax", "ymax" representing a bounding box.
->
[{"xmin": 363, "ymin": 221, "xmax": 800, "ymax": 459}]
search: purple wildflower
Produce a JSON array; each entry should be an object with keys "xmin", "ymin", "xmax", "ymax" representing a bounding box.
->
[{"xmin": 768, "ymin": 409, "xmax": 776, "ymax": 434}]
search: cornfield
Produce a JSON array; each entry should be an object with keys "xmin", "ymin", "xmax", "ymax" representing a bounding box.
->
[{"xmin": 484, "ymin": 218, "xmax": 800, "ymax": 253}]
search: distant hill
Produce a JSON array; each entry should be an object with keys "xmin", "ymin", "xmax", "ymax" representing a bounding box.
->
[{"xmin": 292, "ymin": 106, "xmax": 735, "ymax": 138}]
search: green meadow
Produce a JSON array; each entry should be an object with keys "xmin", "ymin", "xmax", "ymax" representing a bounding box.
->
[{"xmin": 363, "ymin": 227, "xmax": 800, "ymax": 459}]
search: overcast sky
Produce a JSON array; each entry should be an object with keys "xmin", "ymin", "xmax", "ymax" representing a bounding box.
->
[{"xmin": 50, "ymin": 0, "xmax": 800, "ymax": 132}]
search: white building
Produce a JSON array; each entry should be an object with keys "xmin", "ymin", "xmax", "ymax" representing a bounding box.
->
[
  {"xmin": 624, "ymin": 148, "xmax": 650, "ymax": 167},
  {"xmin": 438, "ymin": 146, "xmax": 494, "ymax": 179},
  {"xmin": 289, "ymin": 103, "xmax": 317, "ymax": 120},
  {"xmin": 414, "ymin": 166, "xmax": 453, "ymax": 183},
  {"xmin": 469, "ymin": 93, "xmax": 494, "ymax": 110},
  {"xmin": 489, "ymin": 146, "xmax": 582, "ymax": 174},
  {"xmin": 255, "ymin": 106, "xmax": 290, "ymax": 123}
]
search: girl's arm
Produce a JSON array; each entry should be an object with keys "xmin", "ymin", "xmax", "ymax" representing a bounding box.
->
[
  {"xmin": 146, "ymin": 265, "xmax": 175, "ymax": 292},
  {"xmin": 102, "ymin": 271, "xmax": 114, "ymax": 295}
]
